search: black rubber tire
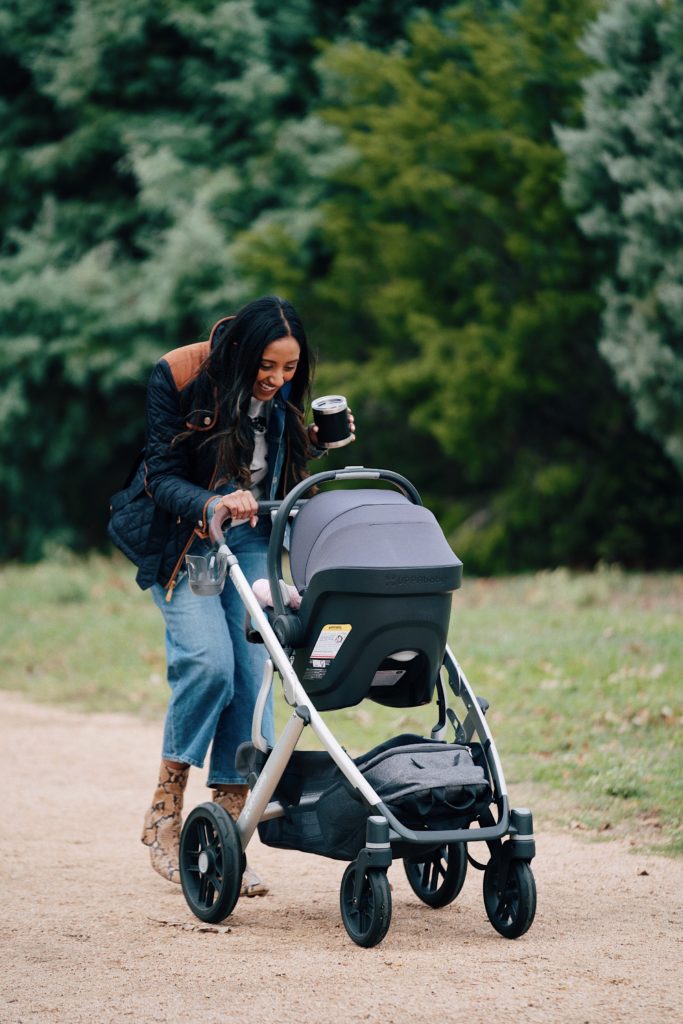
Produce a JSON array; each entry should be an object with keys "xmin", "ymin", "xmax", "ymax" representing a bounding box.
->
[
  {"xmin": 339, "ymin": 863, "xmax": 392, "ymax": 948},
  {"xmin": 404, "ymin": 842, "xmax": 468, "ymax": 908},
  {"xmin": 483, "ymin": 857, "xmax": 537, "ymax": 939},
  {"xmin": 179, "ymin": 802, "xmax": 242, "ymax": 924}
]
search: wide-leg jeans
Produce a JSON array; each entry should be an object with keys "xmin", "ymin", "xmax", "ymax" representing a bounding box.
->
[{"xmin": 151, "ymin": 519, "xmax": 274, "ymax": 786}]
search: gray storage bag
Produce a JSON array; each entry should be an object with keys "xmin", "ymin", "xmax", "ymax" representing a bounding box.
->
[{"xmin": 259, "ymin": 734, "xmax": 491, "ymax": 861}]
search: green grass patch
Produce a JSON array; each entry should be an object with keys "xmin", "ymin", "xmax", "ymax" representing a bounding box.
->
[
  {"xmin": 447, "ymin": 568, "xmax": 683, "ymax": 855},
  {"xmin": 0, "ymin": 551, "xmax": 168, "ymax": 717},
  {"xmin": 1, "ymin": 555, "xmax": 681, "ymax": 853}
]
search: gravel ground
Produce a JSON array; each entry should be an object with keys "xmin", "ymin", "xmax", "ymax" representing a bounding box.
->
[{"xmin": 2, "ymin": 691, "xmax": 681, "ymax": 1024}]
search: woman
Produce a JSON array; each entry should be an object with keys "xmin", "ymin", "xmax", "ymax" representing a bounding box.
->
[{"xmin": 134, "ymin": 295, "xmax": 352, "ymax": 896}]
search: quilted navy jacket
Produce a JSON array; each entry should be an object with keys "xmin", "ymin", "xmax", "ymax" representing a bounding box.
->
[{"xmin": 108, "ymin": 317, "xmax": 300, "ymax": 596}]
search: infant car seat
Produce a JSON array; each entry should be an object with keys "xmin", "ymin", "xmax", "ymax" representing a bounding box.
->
[{"xmin": 286, "ymin": 489, "xmax": 462, "ymax": 711}]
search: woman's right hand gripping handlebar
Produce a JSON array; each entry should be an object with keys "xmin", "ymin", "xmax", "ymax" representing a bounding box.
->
[{"xmin": 208, "ymin": 489, "xmax": 259, "ymax": 545}]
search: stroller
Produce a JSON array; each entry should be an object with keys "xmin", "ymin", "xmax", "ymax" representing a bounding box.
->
[{"xmin": 178, "ymin": 467, "xmax": 537, "ymax": 948}]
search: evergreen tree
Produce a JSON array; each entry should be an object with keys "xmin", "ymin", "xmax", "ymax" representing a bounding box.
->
[
  {"xmin": 0, "ymin": 2, "xmax": 283, "ymax": 555},
  {"xmin": 558, "ymin": 0, "xmax": 683, "ymax": 474},
  {"xmin": 0, "ymin": 0, "xmax": 460, "ymax": 560},
  {"xmin": 3, "ymin": 0, "xmax": 682, "ymax": 570},
  {"xmin": 243, "ymin": 0, "xmax": 683, "ymax": 570}
]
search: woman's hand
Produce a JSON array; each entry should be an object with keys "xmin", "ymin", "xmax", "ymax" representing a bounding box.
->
[{"xmin": 214, "ymin": 489, "xmax": 259, "ymax": 528}]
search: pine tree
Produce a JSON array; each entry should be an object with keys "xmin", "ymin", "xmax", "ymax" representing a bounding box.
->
[
  {"xmin": 3, "ymin": 0, "xmax": 682, "ymax": 569},
  {"xmin": 558, "ymin": 0, "xmax": 683, "ymax": 474},
  {"xmin": 0, "ymin": 1, "xmax": 441, "ymax": 558},
  {"xmin": 242, "ymin": 0, "xmax": 683, "ymax": 570}
]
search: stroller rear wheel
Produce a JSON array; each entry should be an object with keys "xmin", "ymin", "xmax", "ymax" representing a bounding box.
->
[
  {"xmin": 340, "ymin": 863, "xmax": 392, "ymax": 948},
  {"xmin": 403, "ymin": 842, "xmax": 468, "ymax": 908},
  {"xmin": 483, "ymin": 857, "xmax": 536, "ymax": 939},
  {"xmin": 179, "ymin": 803, "xmax": 243, "ymax": 924}
]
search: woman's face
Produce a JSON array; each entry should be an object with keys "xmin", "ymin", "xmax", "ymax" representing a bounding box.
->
[{"xmin": 252, "ymin": 336, "xmax": 300, "ymax": 402}]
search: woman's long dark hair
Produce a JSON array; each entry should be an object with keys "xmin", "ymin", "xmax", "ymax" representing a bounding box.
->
[{"xmin": 180, "ymin": 296, "xmax": 315, "ymax": 495}]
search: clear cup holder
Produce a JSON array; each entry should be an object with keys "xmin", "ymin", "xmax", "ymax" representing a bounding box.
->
[{"xmin": 185, "ymin": 547, "xmax": 229, "ymax": 596}]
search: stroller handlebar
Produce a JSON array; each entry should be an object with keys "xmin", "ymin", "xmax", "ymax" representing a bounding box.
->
[{"xmin": 208, "ymin": 500, "xmax": 284, "ymax": 546}]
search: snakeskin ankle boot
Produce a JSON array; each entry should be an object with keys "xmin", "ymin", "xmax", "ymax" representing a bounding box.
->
[
  {"xmin": 141, "ymin": 762, "xmax": 190, "ymax": 884},
  {"xmin": 212, "ymin": 785, "xmax": 269, "ymax": 898}
]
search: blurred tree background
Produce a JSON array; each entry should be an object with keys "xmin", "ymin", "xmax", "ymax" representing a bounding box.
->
[
  {"xmin": 0, "ymin": 0, "xmax": 681, "ymax": 571},
  {"xmin": 558, "ymin": 0, "xmax": 683, "ymax": 476}
]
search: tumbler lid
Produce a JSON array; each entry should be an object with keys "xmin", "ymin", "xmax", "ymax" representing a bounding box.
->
[{"xmin": 311, "ymin": 394, "xmax": 347, "ymax": 414}]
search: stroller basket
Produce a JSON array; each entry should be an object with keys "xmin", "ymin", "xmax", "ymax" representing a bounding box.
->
[{"xmin": 254, "ymin": 734, "xmax": 491, "ymax": 861}]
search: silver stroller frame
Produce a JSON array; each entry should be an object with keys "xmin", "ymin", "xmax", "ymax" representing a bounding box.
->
[{"xmin": 179, "ymin": 467, "xmax": 537, "ymax": 947}]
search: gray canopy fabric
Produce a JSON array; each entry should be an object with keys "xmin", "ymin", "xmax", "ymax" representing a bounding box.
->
[{"xmin": 289, "ymin": 489, "xmax": 461, "ymax": 592}]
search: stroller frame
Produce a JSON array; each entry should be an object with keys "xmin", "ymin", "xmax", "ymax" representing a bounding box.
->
[{"xmin": 179, "ymin": 467, "xmax": 537, "ymax": 947}]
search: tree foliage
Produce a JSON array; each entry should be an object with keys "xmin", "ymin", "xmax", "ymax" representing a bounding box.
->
[
  {"xmin": 0, "ymin": 0, "xmax": 431, "ymax": 558},
  {"xmin": 1, "ymin": 0, "xmax": 682, "ymax": 570},
  {"xmin": 244, "ymin": 0, "xmax": 682, "ymax": 570},
  {"xmin": 558, "ymin": 0, "xmax": 683, "ymax": 473}
]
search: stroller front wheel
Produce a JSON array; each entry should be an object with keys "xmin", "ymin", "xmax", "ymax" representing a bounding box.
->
[
  {"xmin": 179, "ymin": 803, "xmax": 243, "ymax": 924},
  {"xmin": 403, "ymin": 842, "xmax": 468, "ymax": 908},
  {"xmin": 340, "ymin": 863, "xmax": 392, "ymax": 948},
  {"xmin": 483, "ymin": 857, "xmax": 536, "ymax": 939}
]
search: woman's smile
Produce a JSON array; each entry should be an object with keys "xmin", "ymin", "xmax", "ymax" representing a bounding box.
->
[{"xmin": 254, "ymin": 380, "xmax": 278, "ymax": 397}]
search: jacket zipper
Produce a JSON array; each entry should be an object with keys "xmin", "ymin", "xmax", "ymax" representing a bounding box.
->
[{"xmin": 165, "ymin": 529, "xmax": 199, "ymax": 602}]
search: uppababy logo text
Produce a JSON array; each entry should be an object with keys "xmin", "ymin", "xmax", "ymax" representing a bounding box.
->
[{"xmin": 384, "ymin": 571, "xmax": 445, "ymax": 587}]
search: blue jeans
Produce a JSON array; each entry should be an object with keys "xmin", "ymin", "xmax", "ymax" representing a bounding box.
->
[{"xmin": 151, "ymin": 520, "xmax": 274, "ymax": 786}]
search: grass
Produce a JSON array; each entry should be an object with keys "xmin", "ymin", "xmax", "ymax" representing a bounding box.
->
[
  {"xmin": 1, "ymin": 553, "xmax": 681, "ymax": 854},
  {"xmin": 448, "ymin": 569, "xmax": 683, "ymax": 854}
]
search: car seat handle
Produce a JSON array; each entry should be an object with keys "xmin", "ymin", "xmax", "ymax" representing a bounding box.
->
[{"xmin": 267, "ymin": 466, "xmax": 422, "ymax": 619}]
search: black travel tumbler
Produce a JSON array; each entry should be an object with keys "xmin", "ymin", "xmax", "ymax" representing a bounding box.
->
[{"xmin": 311, "ymin": 395, "xmax": 353, "ymax": 448}]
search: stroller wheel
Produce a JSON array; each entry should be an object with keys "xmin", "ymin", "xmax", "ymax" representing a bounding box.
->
[
  {"xmin": 483, "ymin": 857, "xmax": 536, "ymax": 939},
  {"xmin": 403, "ymin": 842, "xmax": 468, "ymax": 908},
  {"xmin": 179, "ymin": 802, "xmax": 242, "ymax": 924},
  {"xmin": 340, "ymin": 863, "xmax": 392, "ymax": 948}
]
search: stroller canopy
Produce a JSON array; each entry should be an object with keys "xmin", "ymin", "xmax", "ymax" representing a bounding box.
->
[{"xmin": 289, "ymin": 489, "xmax": 461, "ymax": 593}]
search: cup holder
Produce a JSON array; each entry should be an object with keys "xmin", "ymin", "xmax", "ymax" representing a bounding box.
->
[{"xmin": 185, "ymin": 548, "xmax": 229, "ymax": 596}]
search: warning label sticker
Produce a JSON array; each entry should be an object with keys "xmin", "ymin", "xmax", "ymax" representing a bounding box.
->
[
  {"xmin": 310, "ymin": 624, "xmax": 352, "ymax": 661},
  {"xmin": 303, "ymin": 667, "xmax": 327, "ymax": 681}
]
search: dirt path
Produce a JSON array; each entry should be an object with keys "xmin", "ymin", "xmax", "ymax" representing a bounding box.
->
[{"xmin": 1, "ymin": 691, "xmax": 681, "ymax": 1024}]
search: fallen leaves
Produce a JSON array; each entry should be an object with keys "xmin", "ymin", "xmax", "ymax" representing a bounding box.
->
[{"xmin": 148, "ymin": 916, "xmax": 232, "ymax": 934}]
